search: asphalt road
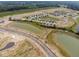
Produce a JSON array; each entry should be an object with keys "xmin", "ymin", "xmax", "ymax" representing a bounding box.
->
[{"xmin": 0, "ymin": 28, "xmax": 56, "ymax": 57}]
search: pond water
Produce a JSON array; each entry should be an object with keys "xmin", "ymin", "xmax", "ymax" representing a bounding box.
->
[
  {"xmin": 0, "ymin": 42, "xmax": 15, "ymax": 51},
  {"xmin": 56, "ymin": 32, "xmax": 79, "ymax": 57}
]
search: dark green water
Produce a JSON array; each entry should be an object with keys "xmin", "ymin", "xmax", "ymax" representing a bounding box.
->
[{"xmin": 56, "ymin": 32, "xmax": 79, "ymax": 57}]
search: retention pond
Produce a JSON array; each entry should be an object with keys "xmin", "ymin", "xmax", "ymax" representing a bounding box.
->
[{"xmin": 55, "ymin": 31, "xmax": 79, "ymax": 57}]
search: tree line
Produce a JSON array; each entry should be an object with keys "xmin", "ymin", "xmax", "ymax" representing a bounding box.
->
[{"xmin": 0, "ymin": 1, "xmax": 79, "ymax": 12}]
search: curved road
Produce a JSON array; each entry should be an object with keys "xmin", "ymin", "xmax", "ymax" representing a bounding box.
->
[{"xmin": 0, "ymin": 28, "xmax": 56, "ymax": 57}]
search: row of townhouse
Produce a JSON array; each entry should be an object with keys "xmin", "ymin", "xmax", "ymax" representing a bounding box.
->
[
  {"xmin": 24, "ymin": 15, "xmax": 57, "ymax": 27},
  {"xmin": 26, "ymin": 13, "xmax": 48, "ymax": 20},
  {"xmin": 25, "ymin": 14, "xmax": 70, "ymax": 28}
]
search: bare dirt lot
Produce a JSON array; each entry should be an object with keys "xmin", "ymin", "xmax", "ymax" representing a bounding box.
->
[{"xmin": 0, "ymin": 30, "xmax": 44, "ymax": 57}]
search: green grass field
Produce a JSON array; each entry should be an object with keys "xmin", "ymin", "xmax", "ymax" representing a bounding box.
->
[
  {"xmin": 0, "ymin": 9, "xmax": 38, "ymax": 17},
  {"xmin": 0, "ymin": 7, "xmax": 53, "ymax": 17},
  {"xmin": 10, "ymin": 21, "xmax": 49, "ymax": 37}
]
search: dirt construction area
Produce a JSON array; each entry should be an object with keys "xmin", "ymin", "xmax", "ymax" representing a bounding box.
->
[{"xmin": 0, "ymin": 29, "xmax": 44, "ymax": 57}]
